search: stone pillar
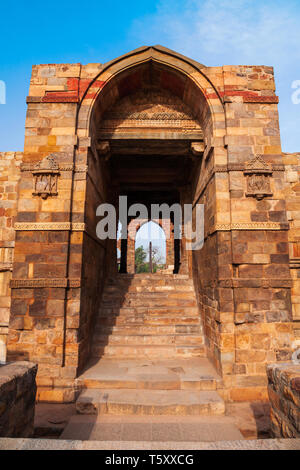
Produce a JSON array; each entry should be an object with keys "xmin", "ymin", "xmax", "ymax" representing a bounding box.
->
[
  {"xmin": 165, "ymin": 220, "xmax": 174, "ymax": 272},
  {"xmin": 127, "ymin": 238, "xmax": 135, "ymax": 274}
]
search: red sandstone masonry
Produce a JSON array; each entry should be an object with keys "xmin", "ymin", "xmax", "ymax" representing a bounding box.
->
[
  {"xmin": 0, "ymin": 46, "xmax": 297, "ymax": 403},
  {"xmin": 267, "ymin": 362, "xmax": 300, "ymax": 438},
  {"xmin": 0, "ymin": 361, "xmax": 37, "ymax": 437}
]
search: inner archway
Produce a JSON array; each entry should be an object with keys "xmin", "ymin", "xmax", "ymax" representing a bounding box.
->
[{"xmin": 135, "ymin": 221, "xmax": 166, "ymax": 273}]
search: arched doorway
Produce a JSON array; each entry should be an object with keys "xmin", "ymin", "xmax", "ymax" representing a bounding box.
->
[
  {"xmin": 135, "ymin": 221, "xmax": 166, "ymax": 273},
  {"xmin": 76, "ymin": 47, "xmax": 226, "ymax": 372},
  {"xmin": 6, "ymin": 46, "xmax": 294, "ymax": 405}
]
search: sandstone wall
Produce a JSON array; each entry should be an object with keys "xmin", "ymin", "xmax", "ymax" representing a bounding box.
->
[
  {"xmin": 78, "ymin": 146, "xmax": 111, "ymax": 372},
  {"xmin": 267, "ymin": 362, "xmax": 300, "ymax": 438},
  {"xmin": 0, "ymin": 152, "xmax": 22, "ymax": 362},
  {"xmin": 282, "ymin": 153, "xmax": 300, "ymax": 343},
  {"xmin": 0, "ymin": 361, "xmax": 37, "ymax": 437},
  {"xmin": 2, "ymin": 47, "xmax": 298, "ymax": 402},
  {"xmin": 190, "ymin": 65, "xmax": 295, "ymax": 400}
]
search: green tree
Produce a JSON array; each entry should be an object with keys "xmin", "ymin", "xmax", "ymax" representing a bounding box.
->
[
  {"xmin": 135, "ymin": 245, "xmax": 165, "ymax": 273},
  {"xmin": 135, "ymin": 246, "xmax": 148, "ymax": 273}
]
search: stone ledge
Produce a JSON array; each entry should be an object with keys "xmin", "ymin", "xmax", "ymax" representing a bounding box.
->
[
  {"xmin": 267, "ymin": 362, "xmax": 300, "ymax": 438},
  {"xmin": 0, "ymin": 361, "xmax": 37, "ymax": 438}
]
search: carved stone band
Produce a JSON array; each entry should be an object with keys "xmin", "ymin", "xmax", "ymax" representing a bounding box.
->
[
  {"xmin": 210, "ymin": 222, "xmax": 289, "ymax": 233},
  {"xmin": 10, "ymin": 278, "xmax": 81, "ymax": 288},
  {"xmin": 20, "ymin": 163, "xmax": 88, "ymax": 172},
  {"xmin": 14, "ymin": 222, "xmax": 86, "ymax": 231}
]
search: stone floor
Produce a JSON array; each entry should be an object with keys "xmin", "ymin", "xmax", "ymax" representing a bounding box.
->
[
  {"xmin": 34, "ymin": 401, "xmax": 271, "ymax": 441},
  {"xmin": 33, "ymin": 358, "xmax": 272, "ymax": 441},
  {"xmin": 226, "ymin": 402, "xmax": 271, "ymax": 439},
  {"xmin": 1, "ymin": 437, "xmax": 300, "ymax": 450},
  {"xmin": 34, "ymin": 403, "xmax": 76, "ymax": 438},
  {"xmin": 61, "ymin": 414, "xmax": 243, "ymax": 441}
]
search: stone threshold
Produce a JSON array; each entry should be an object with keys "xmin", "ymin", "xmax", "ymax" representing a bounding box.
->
[{"xmin": 0, "ymin": 437, "xmax": 300, "ymax": 450}]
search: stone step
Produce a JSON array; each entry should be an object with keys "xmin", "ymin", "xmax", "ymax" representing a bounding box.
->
[
  {"xmin": 76, "ymin": 389, "xmax": 225, "ymax": 416},
  {"xmin": 110, "ymin": 274, "xmax": 190, "ymax": 281},
  {"xmin": 106, "ymin": 281, "xmax": 194, "ymax": 290},
  {"xmin": 80, "ymin": 374, "xmax": 216, "ymax": 392},
  {"xmin": 97, "ymin": 313, "xmax": 200, "ymax": 322},
  {"xmin": 95, "ymin": 316, "xmax": 201, "ymax": 327},
  {"xmin": 93, "ymin": 334, "xmax": 204, "ymax": 347},
  {"xmin": 102, "ymin": 291, "xmax": 195, "ymax": 300},
  {"xmin": 105, "ymin": 285, "xmax": 195, "ymax": 294},
  {"xmin": 77, "ymin": 358, "xmax": 221, "ymax": 392},
  {"xmin": 98, "ymin": 306, "xmax": 199, "ymax": 316},
  {"xmin": 91, "ymin": 344, "xmax": 206, "ymax": 359},
  {"xmin": 95, "ymin": 324, "xmax": 203, "ymax": 335},
  {"xmin": 101, "ymin": 299, "xmax": 197, "ymax": 308}
]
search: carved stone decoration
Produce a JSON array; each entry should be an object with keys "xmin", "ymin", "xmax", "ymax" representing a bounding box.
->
[
  {"xmin": 32, "ymin": 154, "xmax": 60, "ymax": 199},
  {"xmin": 244, "ymin": 154, "xmax": 273, "ymax": 200},
  {"xmin": 98, "ymin": 88, "xmax": 203, "ymax": 139},
  {"xmin": 191, "ymin": 142, "xmax": 205, "ymax": 156},
  {"xmin": 10, "ymin": 278, "xmax": 81, "ymax": 288},
  {"xmin": 14, "ymin": 222, "xmax": 86, "ymax": 231}
]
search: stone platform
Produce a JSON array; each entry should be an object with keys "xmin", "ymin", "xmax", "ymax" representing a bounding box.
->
[
  {"xmin": 77, "ymin": 357, "xmax": 222, "ymax": 391},
  {"xmin": 76, "ymin": 358, "xmax": 224, "ymax": 416}
]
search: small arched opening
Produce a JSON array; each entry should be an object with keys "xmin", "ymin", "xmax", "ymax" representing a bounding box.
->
[{"xmin": 134, "ymin": 220, "xmax": 167, "ymax": 273}]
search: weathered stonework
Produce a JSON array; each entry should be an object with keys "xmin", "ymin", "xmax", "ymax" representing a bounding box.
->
[
  {"xmin": 0, "ymin": 361, "xmax": 37, "ymax": 437},
  {"xmin": 0, "ymin": 46, "xmax": 298, "ymax": 403},
  {"xmin": 267, "ymin": 362, "xmax": 300, "ymax": 438},
  {"xmin": 0, "ymin": 152, "xmax": 22, "ymax": 363}
]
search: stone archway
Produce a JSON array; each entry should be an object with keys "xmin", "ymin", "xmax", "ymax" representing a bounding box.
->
[
  {"xmin": 6, "ymin": 46, "xmax": 294, "ymax": 404},
  {"xmin": 76, "ymin": 49, "xmax": 225, "ymax": 374},
  {"xmin": 126, "ymin": 218, "xmax": 172, "ymax": 274}
]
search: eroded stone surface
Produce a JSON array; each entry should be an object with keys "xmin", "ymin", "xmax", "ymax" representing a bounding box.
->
[
  {"xmin": 0, "ymin": 361, "xmax": 37, "ymax": 437},
  {"xmin": 267, "ymin": 362, "xmax": 300, "ymax": 438}
]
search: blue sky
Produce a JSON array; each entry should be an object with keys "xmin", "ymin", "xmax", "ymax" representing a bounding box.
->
[
  {"xmin": 117, "ymin": 221, "xmax": 167, "ymax": 262},
  {"xmin": 135, "ymin": 222, "xmax": 167, "ymax": 263},
  {"xmin": 1, "ymin": 0, "xmax": 300, "ymax": 152}
]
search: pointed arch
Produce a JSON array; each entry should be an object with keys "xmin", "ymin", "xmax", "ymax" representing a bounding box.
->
[{"xmin": 76, "ymin": 45, "xmax": 226, "ymax": 150}]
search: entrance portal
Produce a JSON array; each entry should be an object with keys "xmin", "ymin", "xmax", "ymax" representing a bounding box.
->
[
  {"xmin": 6, "ymin": 46, "xmax": 294, "ymax": 405},
  {"xmin": 134, "ymin": 221, "xmax": 166, "ymax": 273}
]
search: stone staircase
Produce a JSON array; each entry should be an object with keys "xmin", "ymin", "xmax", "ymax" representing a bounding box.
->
[
  {"xmin": 90, "ymin": 273, "xmax": 206, "ymax": 360},
  {"xmin": 75, "ymin": 274, "xmax": 226, "ymax": 420}
]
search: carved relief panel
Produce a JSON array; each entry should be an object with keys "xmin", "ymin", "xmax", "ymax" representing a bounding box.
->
[
  {"xmin": 244, "ymin": 154, "xmax": 273, "ymax": 200},
  {"xmin": 32, "ymin": 154, "xmax": 59, "ymax": 199}
]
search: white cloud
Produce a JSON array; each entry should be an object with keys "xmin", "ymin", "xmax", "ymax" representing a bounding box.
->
[
  {"xmin": 130, "ymin": 0, "xmax": 300, "ymax": 66},
  {"xmin": 128, "ymin": 0, "xmax": 300, "ymax": 151}
]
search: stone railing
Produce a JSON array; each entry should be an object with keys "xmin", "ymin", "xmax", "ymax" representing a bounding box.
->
[
  {"xmin": 267, "ymin": 362, "xmax": 300, "ymax": 438},
  {"xmin": 0, "ymin": 362, "xmax": 37, "ymax": 437}
]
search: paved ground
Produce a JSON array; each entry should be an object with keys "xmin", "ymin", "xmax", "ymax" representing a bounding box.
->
[
  {"xmin": 34, "ymin": 403, "xmax": 76, "ymax": 438},
  {"xmin": 226, "ymin": 402, "xmax": 271, "ymax": 439},
  {"xmin": 34, "ymin": 356, "xmax": 271, "ymax": 441},
  {"xmin": 34, "ymin": 401, "xmax": 272, "ymax": 441},
  {"xmin": 1, "ymin": 437, "xmax": 300, "ymax": 450},
  {"xmin": 60, "ymin": 414, "xmax": 243, "ymax": 442}
]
